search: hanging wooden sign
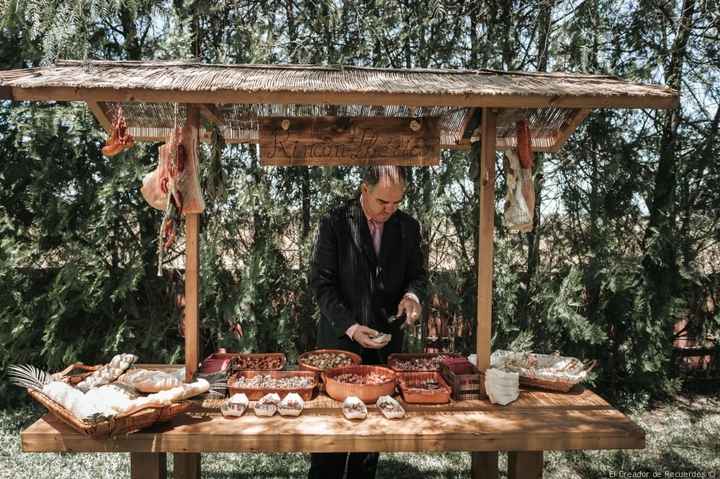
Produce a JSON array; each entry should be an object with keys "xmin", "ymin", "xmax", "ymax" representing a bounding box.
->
[{"xmin": 259, "ymin": 117, "xmax": 440, "ymax": 166}]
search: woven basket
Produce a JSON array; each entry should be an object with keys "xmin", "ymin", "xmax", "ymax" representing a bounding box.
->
[
  {"xmin": 519, "ymin": 360, "xmax": 598, "ymax": 392},
  {"xmin": 323, "ymin": 365, "xmax": 396, "ymax": 403},
  {"xmin": 227, "ymin": 370, "xmax": 317, "ymax": 400},
  {"xmin": 27, "ymin": 388, "xmax": 192, "ymax": 438},
  {"xmin": 397, "ymin": 372, "xmax": 451, "ymax": 404}
]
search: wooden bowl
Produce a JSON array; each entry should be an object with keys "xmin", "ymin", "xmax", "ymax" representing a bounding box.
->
[
  {"xmin": 298, "ymin": 349, "xmax": 362, "ymax": 376},
  {"xmin": 323, "ymin": 365, "xmax": 396, "ymax": 403}
]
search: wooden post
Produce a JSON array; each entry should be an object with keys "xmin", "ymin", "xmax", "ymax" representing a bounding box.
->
[
  {"xmin": 508, "ymin": 451, "xmax": 544, "ymax": 479},
  {"xmin": 476, "ymin": 108, "xmax": 496, "ymax": 370},
  {"xmin": 130, "ymin": 452, "xmax": 166, "ymax": 479},
  {"xmin": 174, "ymin": 453, "xmax": 201, "ymax": 479},
  {"xmin": 472, "ymin": 451, "xmax": 499, "ymax": 479},
  {"xmin": 185, "ymin": 105, "xmax": 200, "ymax": 382}
]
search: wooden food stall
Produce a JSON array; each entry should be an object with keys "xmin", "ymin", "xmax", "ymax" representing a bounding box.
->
[{"xmin": 0, "ymin": 61, "xmax": 678, "ymax": 479}]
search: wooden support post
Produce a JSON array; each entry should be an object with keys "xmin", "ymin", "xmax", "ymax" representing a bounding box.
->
[
  {"xmin": 86, "ymin": 101, "xmax": 113, "ymax": 133},
  {"xmin": 174, "ymin": 453, "xmax": 201, "ymax": 479},
  {"xmin": 130, "ymin": 452, "xmax": 167, "ymax": 479},
  {"xmin": 471, "ymin": 451, "xmax": 499, "ymax": 479},
  {"xmin": 476, "ymin": 108, "xmax": 496, "ymax": 370},
  {"xmin": 185, "ymin": 105, "xmax": 200, "ymax": 382},
  {"xmin": 508, "ymin": 451, "xmax": 544, "ymax": 479}
]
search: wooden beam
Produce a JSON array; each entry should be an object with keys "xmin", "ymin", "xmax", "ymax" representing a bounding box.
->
[
  {"xmin": 9, "ymin": 86, "xmax": 680, "ymax": 110},
  {"xmin": 547, "ymin": 108, "xmax": 592, "ymax": 152},
  {"xmin": 508, "ymin": 451, "xmax": 543, "ymax": 479},
  {"xmin": 130, "ymin": 452, "xmax": 166, "ymax": 479},
  {"xmin": 174, "ymin": 453, "xmax": 201, "ymax": 479},
  {"xmin": 476, "ymin": 108, "xmax": 496, "ymax": 371},
  {"xmin": 86, "ymin": 101, "xmax": 113, "ymax": 133},
  {"xmin": 471, "ymin": 452, "xmax": 499, "ymax": 479},
  {"xmin": 184, "ymin": 105, "xmax": 201, "ymax": 382},
  {"xmin": 198, "ymin": 104, "xmax": 224, "ymax": 125}
]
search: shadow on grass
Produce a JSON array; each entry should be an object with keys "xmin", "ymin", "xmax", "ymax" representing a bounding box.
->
[{"xmin": 197, "ymin": 452, "xmax": 473, "ymax": 479}]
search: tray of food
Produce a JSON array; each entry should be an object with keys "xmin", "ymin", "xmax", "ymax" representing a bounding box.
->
[
  {"xmin": 228, "ymin": 370, "xmax": 317, "ymax": 400},
  {"xmin": 490, "ymin": 350, "xmax": 596, "ymax": 392},
  {"xmin": 8, "ymin": 355, "xmax": 205, "ymax": 438},
  {"xmin": 397, "ymin": 371, "xmax": 452, "ymax": 404},
  {"xmin": 323, "ymin": 365, "xmax": 396, "ymax": 403},
  {"xmin": 234, "ymin": 353, "xmax": 286, "ymax": 371},
  {"xmin": 387, "ymin": 353, "xmax": 464, "ymax": 372},
  {"xmin": 298, "ymin": 349, "xmax": 362, "ymax": 375}
]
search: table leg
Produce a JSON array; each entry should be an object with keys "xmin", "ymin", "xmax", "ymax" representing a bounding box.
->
[
  {"xmin": 174, "ymin": 452, "xmax": 201, "ymax": 479},
  {"xmin": 130, "ymin": 452, "xmax": 167, "ymax": 479},
  {"xmin": 508, "ymin": 451, "xmax": 543, "ymax": 479},
  {"xmin": 471, "ymin": 452, "xmax": 498, "ymax": 479}
]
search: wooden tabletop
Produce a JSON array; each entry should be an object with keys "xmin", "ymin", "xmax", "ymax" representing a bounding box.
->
[{"xmin": 21, "ymin": 387, "xmax": 644, "ymax": 454}]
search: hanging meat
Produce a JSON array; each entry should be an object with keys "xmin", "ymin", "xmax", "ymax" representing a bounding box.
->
[
  {"xmin": 101, "ymin": 105, "xmax": 134, "ymax": 157},
  {"xmin": 140, "ymin": 120, "xmax": 205, "ymax": 275},
  {"xmin": 503, "ymin": 149, "xmax": 535, "ymax": 233}
]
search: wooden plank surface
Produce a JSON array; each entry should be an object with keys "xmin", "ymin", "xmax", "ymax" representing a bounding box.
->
[
  {"xmin": 21, "ymin": 388, "xmax": 645, "ymax": 454},
  {"xmin": 259, "ymin": 117, "xmax": 440, "ymax": 166},
  {"xmin": 476, "ymin": 108, "xmax": 496, "ymax": 371}
]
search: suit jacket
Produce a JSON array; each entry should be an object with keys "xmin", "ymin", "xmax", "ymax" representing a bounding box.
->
[{"xmin": 310, "ymin": 197, "xmax": 427, "ymax": 360}]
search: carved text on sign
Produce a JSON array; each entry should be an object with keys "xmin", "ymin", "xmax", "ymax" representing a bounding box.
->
[{"xmin": 259, "ymin": 117, "xmax": 440, "ymax": 166}]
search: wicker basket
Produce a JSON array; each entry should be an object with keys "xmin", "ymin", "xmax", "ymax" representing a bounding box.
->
[
  {"xmin": 387, "ymin": 353, "xmax": 463, "ymax": 372},
  {"xmin": 227, "ymin": 370, "xmax": 317, "ymax": 400},
  {"xmin": 439, "ymin": 360, "xmax": 487, "ymax": 400},
  {"xmin": 323, "ymin": 365, "xmax": 396, "ymax": 403},
  {"xmin": 518, "ymin": 360, "xmax": 598, "ymax": 392},
  {"xmin": 298, "ymin": 349, "xmax": 362, "ymax": 377},
  {"xmin": 27, "ymin": 388, "xmax": 192, "ymax": 438},
  {"xmin": 491, "ymin": 350, "xmax": 597, "ymax": 392},
  {"xmin": 397, "ymin": 372, "xmax": 451, "ymax": 404}
]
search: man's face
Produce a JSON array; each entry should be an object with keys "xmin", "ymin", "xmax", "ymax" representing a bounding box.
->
[{"xmin": 361, "ymin": 179, "xmax": 406, "ymax": 223}]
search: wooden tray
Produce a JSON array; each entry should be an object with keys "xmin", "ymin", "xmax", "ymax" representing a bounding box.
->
[
  {"xmin": 440, "ymin": 360, "xmax": 487, "ymax": 400},
  {"xmin": 233, "ymin": 353, "xmax": 286, "ymax": 371},
  {"xmin": 27, "ymin": 388, "xmax": 192, "ymax": 438},
  {"xmin": 397, "ymin": 372, "xmax": 452, "ymax": 404},
  {"xmin": 323, "ymin": 365, "xmax": 396, "ymax": 403},
  {"xmin": 227, "ymin": 370, "xmax": 316, "ymax": 400},
  {"xmin": 298, "ymin": 349, "xmax": 361, "ymax": 377},
  {"xmin": 387, "ymin": 353, "xmax": 463, "ymax": 372}
]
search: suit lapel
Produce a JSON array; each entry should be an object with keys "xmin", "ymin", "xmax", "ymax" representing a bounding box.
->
[{"xmin": 378, "ymin": 214, "xmax": 400, "ymax": 268}]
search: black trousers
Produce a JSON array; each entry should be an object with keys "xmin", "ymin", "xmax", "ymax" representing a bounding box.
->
[{"xmin": 308, "ymin": 347, "xmax": 391, "ymax": 479}]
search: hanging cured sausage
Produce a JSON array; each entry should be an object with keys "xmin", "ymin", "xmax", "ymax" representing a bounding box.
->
[
  {"xmin": 515, "ymin": 119, "xmax": 534, "ymax": 170},
  {"xmin": 102, "ymin": 105, "xmax": 134, "ymax": 157}
]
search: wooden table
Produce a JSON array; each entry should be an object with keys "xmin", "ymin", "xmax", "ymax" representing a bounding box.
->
[{"xmin": 21, "ymin": 387, "xmax": 644, "ymax": 479}]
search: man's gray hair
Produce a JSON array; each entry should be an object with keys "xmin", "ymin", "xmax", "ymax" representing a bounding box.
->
[{"xmin": 362, "ymin": 166, "xmax": 407, "ymax": 187}]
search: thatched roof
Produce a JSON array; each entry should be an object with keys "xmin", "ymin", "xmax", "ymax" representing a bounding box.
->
[{"xmin": 0, "ymin": 60, "xmax": 678, "ymax": 152}]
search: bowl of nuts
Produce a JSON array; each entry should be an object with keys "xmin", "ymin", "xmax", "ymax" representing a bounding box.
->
[
  {"xmin": 298, "ymin": 349, "xmax": 361, "ymax": 375},
  {"xmin": 323, "ymin": 365, "xmax": 397, "ymax": 403}
]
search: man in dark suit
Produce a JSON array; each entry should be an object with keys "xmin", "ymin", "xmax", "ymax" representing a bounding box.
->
[{"xmin": 308, "ymin": 166, "xmax": 427, "ymax": 479}]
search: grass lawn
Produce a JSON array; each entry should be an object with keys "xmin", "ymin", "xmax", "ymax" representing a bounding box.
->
[{"xmin": 1, "ymin": 393, "xmax": 718, "ymax": 479}]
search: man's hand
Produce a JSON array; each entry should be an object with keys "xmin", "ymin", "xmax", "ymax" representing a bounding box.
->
[
  {"xmin": 353, "ymin": 325, "xmax": 390, "ymax": 349},
  {"xmin": 397, "ymin": 295, "xmax": 422, "ymax": 328}
]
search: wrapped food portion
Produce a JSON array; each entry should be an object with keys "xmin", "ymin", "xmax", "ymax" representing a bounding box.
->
[
  {"xmin": 342, "ymin": 396, "xmax": 367, "ymax": 420},
  {"xmin": 118, "ymin": 368, "xmax": 182, "ymax": 393},
  {"xmin": 221, "ymin": 393, "xmax": 249, "ymax": 418},
  {"xmin": 254, "ymin": 392, "xmax": 281, "ymax": 417},
  {"xmin": 376, "ymin": 395, "xmax": 405, "ymax": 419},
  {"xmin": 76, "ymin": 353, "xmax": 138, "ymax": 392},
  {"xmin": 278, "ymin": 392, "xmax": 305, "ymax": 417},
  {"xmin": 484, "ymin": 368, "xmax": 519, "ymax": 406}
]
